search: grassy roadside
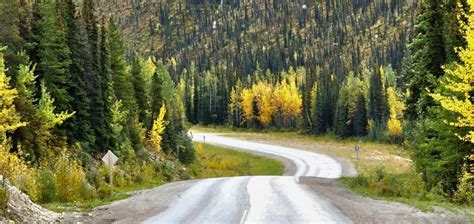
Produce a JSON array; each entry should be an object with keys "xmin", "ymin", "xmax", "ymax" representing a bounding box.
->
[
  {"xmin": 43, "ymin": 140, "xmax": 284, "ymax": 213},
  {"xmin": 188, "ymin": 143, "xmax": 284, "ymax": 178},
  {"xmin": 191, "ymin": 125, "xmax": 410, "ymax": 174},
  {"xmin": 191, "ymin": 125, "xmax": 474, "ymax": 220},
  {"xmin": 43, "ymin": 179, "xmax": 164, "ymax": 212}
]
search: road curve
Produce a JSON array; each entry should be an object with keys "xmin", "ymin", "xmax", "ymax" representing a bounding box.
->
[{"xmin": 143, "ymin": 133, "xmax": 351, "ymax": 224}]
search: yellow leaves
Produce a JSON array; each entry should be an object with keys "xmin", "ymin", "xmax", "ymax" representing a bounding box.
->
[
  {"xmin": 54, "ymin": 152, "xmax": 86, "ymax": 202},
  {"xmin": 240, "ymin": 81, "xmax": 274, "ymax": 127},
  {"xmin": 252, "ymin": 82, "xmax": 274, "ymax": 126},
  {"xmin": 387, "ymin": 118, "xmax": 403, "ymax": 137},
  {"xmin": 0, "ymin": 52, "xmax": 26, "ymax": 139},
  {"xmin": 236, "ymin": 70, "xmax": 303, "ymax": 128},
  {"xmin": 387, "ymin": 87, "xmax": 405, "ymax": 119},
  {"xmin": 228, "ymin": 81, "xmax": 243, "ymax": 126},
  {"xmin": 430, "ymin": 0, "xmax": 474, "ymax": 143},
  {"xmin": 149, "ymin": 104, "xmax": 167, "ymax": 153},
  {"xmin": 273, "ymin": 74, "xmax": 302, "ymax": 126},
  {"xmin": 240, "ymin": 88, "xmax": 254, "ymax": 125}
]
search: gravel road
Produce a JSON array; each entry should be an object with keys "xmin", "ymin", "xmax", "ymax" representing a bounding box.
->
[{"xmin": 69, "ymin": 132, "xmax": 469, "ymax": 224}]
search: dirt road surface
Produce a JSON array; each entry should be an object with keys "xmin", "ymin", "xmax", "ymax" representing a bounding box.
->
[{"xmin": 64, "ymin": 133, "xmax": 468, "ymax": 223}]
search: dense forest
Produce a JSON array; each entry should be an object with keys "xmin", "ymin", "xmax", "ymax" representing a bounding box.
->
[
  {"xmin": 0, "ymin": 0, "xmax": 472, "ymax": 209},
  {"xmin": 97, "ymin": 0, "xmax": 473, "ymax": 201},
  {"xmin": 0, "ymin": 0, "xmax": 194, "ymax": 205}
]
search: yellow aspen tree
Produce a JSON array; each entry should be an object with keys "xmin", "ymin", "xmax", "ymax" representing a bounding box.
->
[
  {"xmin": 240, "ymin": 88, "xmax": 254, "ymax": 125},
  {"xmin": 228, "ymin": 80, "xmax": 243, "ymax": 126},
  {"xmin": 0, "ymin": 50, "xmax": 37, "ymax": 199},
  {"xmin": 150, "ymin": 105, "xmax": 167, "ymax": 153},
  {"xmin": 431, "ymin": 1, "xmax": 474, "ymax": 144},
  {"xmin": 273, "ymin": 74, "xmax": 302, "ymax": 127},
  {"xmin": 386, "ymin": 87, "xmax": 405, "ymax": 140},
  {"xmin": 0, "ymin": 50, "xmax": 26, "ymax": 139},
  {"xmin": 252, "ymin": 82, "xmax": 274, "ymax": 127}
]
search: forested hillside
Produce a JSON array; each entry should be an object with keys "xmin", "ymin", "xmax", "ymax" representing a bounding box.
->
[
  {"xmin": 0, "ymin": 0, "xmax": 195, "ymax": 211},
  {"xmin": 95, "ymin": 0, "xmax": 473, "ymax": 203},
  {"xmin": 0, "ymin": 0, "xmax": 472, "ymax": 217}
]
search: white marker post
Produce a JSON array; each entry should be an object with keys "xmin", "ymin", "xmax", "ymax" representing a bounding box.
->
[{"xmin": 102, "ymin": 150, "xmax": 118, "ymax": 196}]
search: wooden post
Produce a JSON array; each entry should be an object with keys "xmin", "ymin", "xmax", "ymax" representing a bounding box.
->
[{"xmin": 109, "ymin": 156, "xmax": 113, "ymax": 196}]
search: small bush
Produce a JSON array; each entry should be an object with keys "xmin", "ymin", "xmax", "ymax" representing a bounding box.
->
[
  {"xmin": 176, "ymin": 133, "xmax": 196, "ymax": 164},
  {"xmin": 97, "ymin": 184, "xmax": 111, "ymax": 199},
  {"xmin": 37, "ymin": 169, "xmax": 58, "ymax": 203},
  {"xmin": 348, "ymin": 166, "xmax": 424, "ymax": 198},
  {"xmin": 453, "ymin": 163, "xmax": 474, "ymax": 205},
  {"xmin": 54, "ymin": 153, "xmax": 86, "ymax": 202},
  {"xmin": 0, "ymin": 186, "xmax": 8, "ymax": 209},
  {"xmin": 80, "ymin": 181, "xmax": 96, "ymax": 201},
  {"xmin": 141, "ymin": 161, "xmax": 156, "ymax": 183}
]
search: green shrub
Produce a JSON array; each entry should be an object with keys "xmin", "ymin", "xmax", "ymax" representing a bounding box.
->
[
  {"xmin": 0, "ymin": 186, "xmax": 8, "ymax": 209},
  {"xmin": 54, "ymin": 154, "xmax": 86, "ymax": 202},
  {"xmin": 453, "ymin": 164, "xmax": 474, "ymax": 205},
  {"xmin": 37, "ymin": 169, "xmax": 58, "ymax": 203},
  {"xmin": 348, "ymin": 166, "xmax": 424, "ymax": 198},
  {"xmin": 176, "ymin": 133, "xmax": 196, "ymax": 164},
  {"xmin": 97, "ymin": 184, "xmax": 111, "ymax": 199},
  {"xmin": 141, "ymin": 162, "xmax": 156, "ymax": 183},
  {"xmin": 80, "ymin": 182, "xmax": 96, "ymax": 200}
]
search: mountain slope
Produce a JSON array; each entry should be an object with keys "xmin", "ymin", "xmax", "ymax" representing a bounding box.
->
[{"xmin": 95, "ymin": 0, "xmax": 416, "ymax": 78}]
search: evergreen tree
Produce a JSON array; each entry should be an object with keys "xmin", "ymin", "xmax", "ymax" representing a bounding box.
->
[
  {"xmin": 334, "ymin": 91, "xmax": 351, "ymax": 137},
  {"xmin": 62, "ymin": 0, "xmax": 94, "ymax": 148},
  {"xmin": 83, "ymin": 0, "xmax": 100, "ymax": 75},
  {"xmin": 192, "ymin": 63, "xmax": 199, "ymax": 124},
  {"xmin": 445, "ymin": 0, "xmax": 469, "ymax": 62},
  {"xmin": 405, "ymin": 0, "xmax": 447, "ymax": 120},
  {"xmin": 0, "ymin": 0, "xmax": 27, "ymax": 76},
  {"xmin": 108, "ymin": 18, "xmax": 136, "ymax": 110},
  {"xmin": 149, "ymin": 62, "xmax": 166, "ymax": 130},
  {"xmin": 131, "ymin": 55, "xmax": 149, "ymax": 124},
  {"xmin": 31, "ymin": 0, "xmax": 72, "ymax": 113},
  {"xmin": 368, "ymin": 68, "xmax": 389, "ymax": 124},
  {"xmin": 353, "ymin": 94, "xmax": 368, "ymax": 136},
  {"xmin": 313, "ymin": 73, "xmax": 335, "ymax": 134}
]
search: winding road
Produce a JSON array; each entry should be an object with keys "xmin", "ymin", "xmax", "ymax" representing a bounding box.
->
[
  {"xmin": 144, "ymin": 133, "xmax": 350, "ymax": 223},
  {"xmin": 75, "ymin": 132, "xmax": 468, "ymax": 224}
]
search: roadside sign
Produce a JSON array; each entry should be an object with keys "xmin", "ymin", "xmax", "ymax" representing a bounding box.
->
[
  {"xmin": 354, "ymin": 146, "xmax": 360, "ymax": 152},
  {"xmin": 102, "ymin": 150, "xmax": 118, "ymax": 167},
  {"xmin": 354, "ymin": 145, "xmax": 361, "ymax": 159},
  {"xmin": 102, "ymin": 150, "xmax": 118, "ymax": 195}
]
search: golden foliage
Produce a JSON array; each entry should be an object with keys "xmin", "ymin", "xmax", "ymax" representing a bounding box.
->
[
  {"xmin": 0, "ymin": 51, "xmax": 26, "ymax": 140},
  {"xmin": 240, "ymin": 81, "xmax": 274, "ymax": 127},
  {"xmin": 273, "ymin": 74, "xmax": 302, "ymax": 126},
  {"xmin": 54, "ymin": 152, "xmax": 86, "ymax": 202},
  {"xmin": 387, "ymin": 118, "xmax": 403, "ymax": 137},
  {"xmin": 150, "ymin": 105, "xmax": 167, "ymax": 153},
  {"xmin": 431, "ymin": 1, "xmax": 474, "ymax": 143}
]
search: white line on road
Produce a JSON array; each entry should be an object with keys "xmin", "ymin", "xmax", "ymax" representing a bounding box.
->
[{"xmin": 239, "ymin": 209, "xmax": 248, "ymax": 224}]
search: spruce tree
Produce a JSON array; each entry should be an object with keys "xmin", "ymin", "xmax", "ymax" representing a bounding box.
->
[
  {"xmin": 31, "ymin": 0, "xmax": 72, "ymax": 113},
  {"xmin": 368, "ymin": 68, "xmax": 389, "ymax": 124},
  {"xmin": 0, "ymin": 0, "xmax": 27, "ymax": 76},
  {"xmin": 313, "ymin": 73, "xmax": 334, "ymax": 134},
  {"xmin": 405, "ymin": 0, "xmax": 447, "ymax": 120},
  {"xmin": 334, "ymin": 91, "xmax": 351, "ymax": 137},
  {"xmin": 62, "ymin": 0, "xmax": 94, "ymax": 148},
  {"xmin": 108, "ymin": 18, "xmax": 136, "ymax": 110},
  {"xmin": 131, "ymin": 55, "xmax": 149, "ymax": 124},
  {"xmin": 353, "ymin": 93, "xmax": 368, "ymax": 136}
]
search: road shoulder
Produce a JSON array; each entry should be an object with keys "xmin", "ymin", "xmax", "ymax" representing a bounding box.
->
[{"xmin": 300, "ymin": 177, "xmax": 470, "ymax": 224}]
